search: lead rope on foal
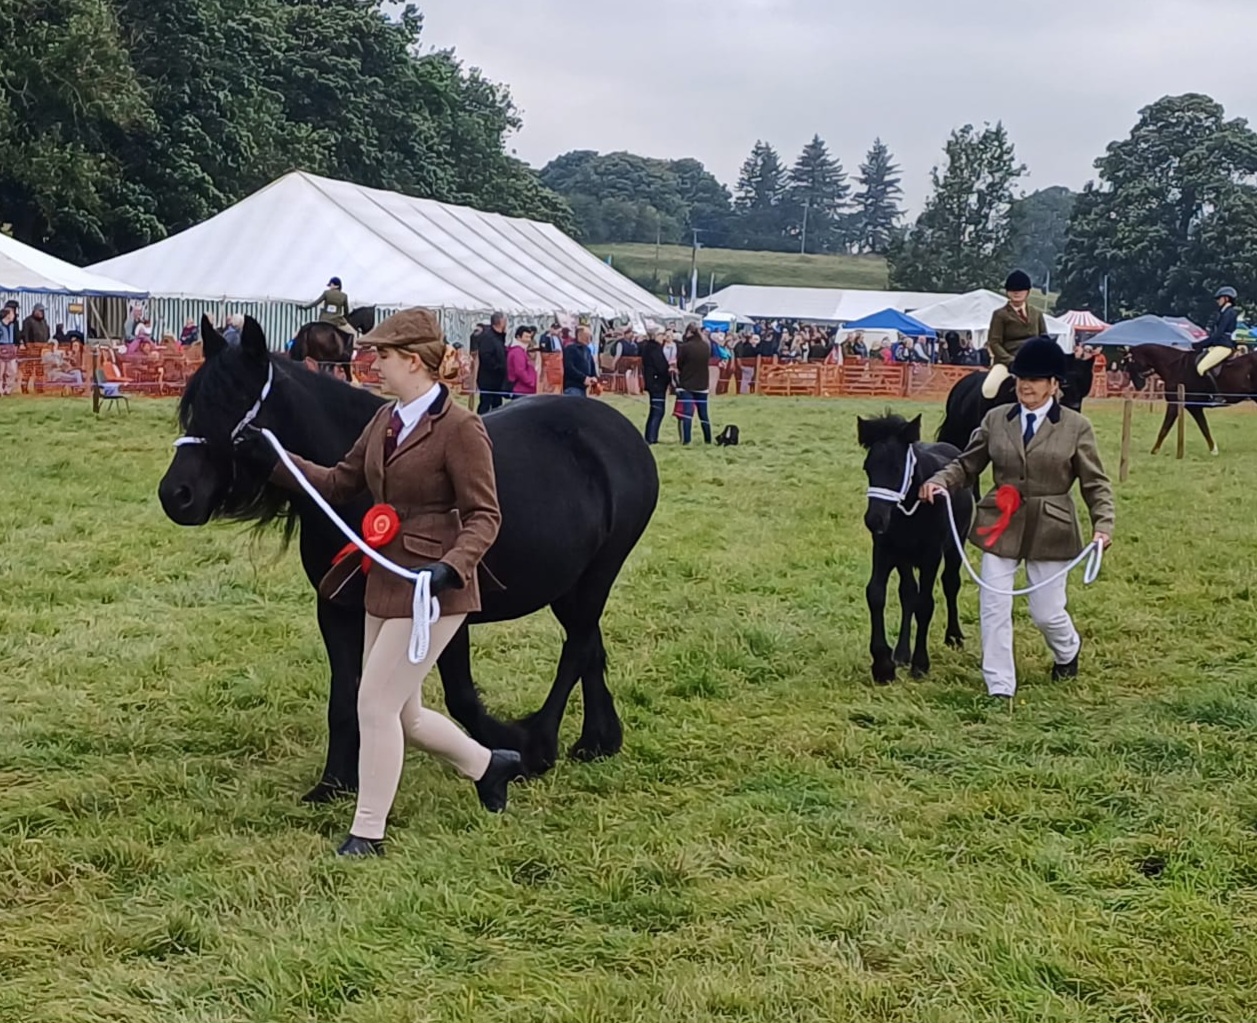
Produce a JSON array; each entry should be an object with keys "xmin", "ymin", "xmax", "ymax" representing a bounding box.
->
[
  {"xmin": 173, "ymin": 364, "xmax": 439, "ymax": 664},
  {"xmin": 865, "ymin": 445, "xmax": 1104, "ymax": 598}
]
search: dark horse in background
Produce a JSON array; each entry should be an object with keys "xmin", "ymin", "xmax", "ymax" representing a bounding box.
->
[
  {"xmin": 1126, "ymin": 343, "xmax": 1257, "ymax": 456},
  {"xmin": 858, "ymin": 413, "xmax": 972, "ymax": 684},
  {"xmin": 159, "ymin": 316, "xmax": 659, "ymax": 801},
  {"xmin": 937, "ymin": 352, "xmax": 1096, "ymax": 462},
  {"xmin": 289, "ymin": 306, "xmax": 377, "ymax": 382}
]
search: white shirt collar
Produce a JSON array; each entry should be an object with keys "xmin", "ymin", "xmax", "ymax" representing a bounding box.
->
[{"xmin": 393, "ymin": 382, "xmax": 442, "ymax": 443}]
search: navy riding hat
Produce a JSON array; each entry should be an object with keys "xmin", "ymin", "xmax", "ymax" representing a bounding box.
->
[
  {"xmin": 328, "ymin": 276, "xmax": 342, "ymax": 288},
  {"xmin": 1004, "ymin": 269, "xmax": 1033, "ymax": 292},
  {"xmin": 1010, "ymin": 337, "xmax": 1067, "ymax": 380}
]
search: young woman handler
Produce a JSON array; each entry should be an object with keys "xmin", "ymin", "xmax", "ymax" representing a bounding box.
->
[
  {"xmin": 920, "ymin": 337, "xmax": 1115, "ymax": 699},
  {"xmin": 251, "ymin": 308, "xmax": 523, "ymax": 856}
]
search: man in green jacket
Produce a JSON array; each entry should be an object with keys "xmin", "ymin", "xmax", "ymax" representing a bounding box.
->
[
  {"xmin": 922, "ymin": 338, "xmax": 1114, "ymax": 699},
  {"xmin": 982, "ymin": 269, "xmax": 1046, "ymax": 399}
]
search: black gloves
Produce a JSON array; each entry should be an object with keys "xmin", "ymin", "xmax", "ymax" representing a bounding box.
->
[{"xmin": 421, "ymin": 561, "xmax": 463, "ymax": 596}]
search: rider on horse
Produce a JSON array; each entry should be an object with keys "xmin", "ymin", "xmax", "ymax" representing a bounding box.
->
[
  {"xmin": 305, "ymin": 276, "xmax": 355, "ymax": 343},
  {"xmin": 982, "ymin": 270, "xmax": 1046, "ymax": 400},
  {"xmin": 1195, "ymin": 286, "xmax": 1239, "ymax": 399}
]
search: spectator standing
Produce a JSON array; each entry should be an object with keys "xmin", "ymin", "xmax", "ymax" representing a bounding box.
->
[
  {"xmin": 506, "ymin": 325, "xmax": 538, "ymax": 398},
  {"xmin": 562, "ymin": 330, "xmax": 597, "ymax": 396},
  {"xmin": 676, "ymin": 324, "xmax": 712, "ymax": 445},
  {"xmin": 0, "ymin": 307, "xmax": 18, "ymax": 395},
  {"xmin": 638, "ymin": 332, "xmax": 670, "ymax": 443},
  {"xmin": 474, "ymin": 312, "xmax": 509, "ymax": 415}
]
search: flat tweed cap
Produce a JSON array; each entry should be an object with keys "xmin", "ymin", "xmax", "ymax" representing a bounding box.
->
[{"xmin": 358, "ymin": 308, "xmax": 444, "ymax": 349}]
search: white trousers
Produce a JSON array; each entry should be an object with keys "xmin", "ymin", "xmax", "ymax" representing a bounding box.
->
[{"xmin": 979, "ymin": 554, "xmax": 1081, "ymax": 696}]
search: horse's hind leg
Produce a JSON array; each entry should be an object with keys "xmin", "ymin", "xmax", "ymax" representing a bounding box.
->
[
  {"xmin": 305, "ymin": 599, "xmax": 364, "ymax": 803},
  {"xmin": 1188, "ymin": 405, "xmax": 1218, "ymax": 455},
  {"xmin": 1151, "ymin": 401, "xmax": 1179, "ymax": 455}
]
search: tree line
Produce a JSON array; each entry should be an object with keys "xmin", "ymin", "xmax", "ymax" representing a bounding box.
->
[
  {"xmin": 889, "ymin": 93, "xmax": 1257, "ymax": 326},
  {"xmin": 540, "ymin": 137, "xmax": 905, "ymax": 255},
  {"xmin": 0, "ymin": 0, "xmax": 571, "ymax": 265}
]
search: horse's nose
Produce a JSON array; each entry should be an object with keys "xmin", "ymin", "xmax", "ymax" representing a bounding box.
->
[
  {"xmin": 865, "ymin": 504, "xmax": 890, "ymax": 535},
  {"xmin": 172, "ymin": 483, "xmax": 194, "ymax": 511}
]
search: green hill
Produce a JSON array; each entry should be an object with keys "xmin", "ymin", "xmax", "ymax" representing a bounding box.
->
[{"xmin": 587, "ymin": 243, "xmax": 889, "ymax": 296}]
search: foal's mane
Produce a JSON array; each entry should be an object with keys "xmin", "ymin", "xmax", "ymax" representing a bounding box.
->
[
  {"xmin": 858, "ymin": 412, "xmax": 914, "ymax": 449},
  {"xmin": 179, "ymin": 350, "xmax": 383, "ymax": 541}
]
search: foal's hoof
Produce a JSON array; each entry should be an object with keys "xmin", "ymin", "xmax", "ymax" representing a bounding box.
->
[
  {"xmin": 569, "ymin": 731, "xmax": 623, "ymax": 763},
  {"xmin": 871, "ymin": 661, "xmax": 896, "ymax": 686},
  {"xmin": 302, "ymin": 780, "xmax": 356, "ymax": 804},
  {"xmin": 945, "ymin": 633, "xmax": 965, "ymax": 650},
  {"xmin": 910, "ymin": 664, "xmax": 930, "ymax": 679}
]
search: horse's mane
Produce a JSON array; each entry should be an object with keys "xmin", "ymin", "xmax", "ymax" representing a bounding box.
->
[
  {"xmin": 179, "ymin": 351, "xmax": 383, "ymax": 543},
  {"xmin": 859, "ymin": 411, "xmax": 913, "ymax": 449}
]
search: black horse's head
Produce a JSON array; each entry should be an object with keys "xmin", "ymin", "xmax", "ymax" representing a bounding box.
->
[
  {"xmin": 1124, "ymin": 346, "xmax": 1157, "ymax": 391},
  {"xmin": 858, "ymin": 412, "xmax": 921, "ymax": 536},
  {"xmin": 158, "ymin": 315, "xmax": 289, "ymax": 528},
  {"xmin": 1058, "ymin": 353, "xmax": 1097, "ymax": 411}
]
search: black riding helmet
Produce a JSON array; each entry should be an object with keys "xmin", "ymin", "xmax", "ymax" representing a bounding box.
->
[{"xmin": 1010, "ymin": 336, "xmax": 1067, "ymax": 380}]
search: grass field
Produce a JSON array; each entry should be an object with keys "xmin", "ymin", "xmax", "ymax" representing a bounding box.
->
[
  {"xmin": 586, "ymin": 243, "xmax": 889, "ymax": 293},
  {"xmin": 4, "ymin": 394, "xmax": 1257, "ymax": 1022}
]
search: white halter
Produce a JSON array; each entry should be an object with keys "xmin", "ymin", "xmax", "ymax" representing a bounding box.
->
[
  {"xmin": 866, "ymin": 444, "xmax": 921, "ymax": 517},
  {"xmin": 173, "ymin": 362, "xmax": 274, "ymax": 448}
]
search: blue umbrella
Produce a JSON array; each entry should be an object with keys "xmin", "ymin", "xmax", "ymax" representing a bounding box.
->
[{"xmin": 1087, "ymin": 315, "xmax": 1198, "ymax": 348}]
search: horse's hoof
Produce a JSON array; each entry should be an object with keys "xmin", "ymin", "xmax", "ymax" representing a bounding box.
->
[
  {"xmin": 946, "ymin": 634, "xmax": 965, "ymax": 650},
  {"xmin": 872, "ymin": 665, "xmax": 896, "ymax": 685},
  {"xmin": 302, "ymin": 780, "xmax": 355, "ymax": 804},
  {"xmin": 569, "ymin": 738, "xmax": 618, "ymax": 763}
]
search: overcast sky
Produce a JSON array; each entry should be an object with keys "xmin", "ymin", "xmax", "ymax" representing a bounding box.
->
[{"xmin": 416, "ymin": 0, "xmax": 1257, "ymax": 210}]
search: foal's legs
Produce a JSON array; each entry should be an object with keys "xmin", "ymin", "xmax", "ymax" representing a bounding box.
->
[
  {"xmin": 941, "ymin": 543, "xmax": 965, "ymax": 649},
  {"xmin": 911, "ymin": 552, "xmax": 941, "ymax": 678},
  {"xmin": 893, "ymin": 562, "xmax": 918, "ymax": 668},
  {"xmin": 866, "ymin": 546, "xmax": 896, "ymax": 684}
]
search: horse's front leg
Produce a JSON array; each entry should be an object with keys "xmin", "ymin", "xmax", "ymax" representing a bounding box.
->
[
  {"xmin": 911, "ymin": 552, "xmax": 941, "ymax": 678},
  {"xmin": 304, "ymin": 598, "xmax": 363, "ymax": 803},
  {"xmin": 1187, "ymin": 404, "xmax": 1219, "ymax": 455},
  {"xmin": 893, "ymin": 562, "xmax": 918, "ymax": 667},
  {"xmin": 866, "ymin": 547, "xmax": 895, "ymax": 684}
]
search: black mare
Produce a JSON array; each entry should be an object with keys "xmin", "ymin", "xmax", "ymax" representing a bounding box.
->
[
  {"xmin": 159, "ymin": 316, "xmax": 659, "ymax": 801},
  {"xmin": 859, "ymin": 413, "xmax": 972, "ymax": 684}
]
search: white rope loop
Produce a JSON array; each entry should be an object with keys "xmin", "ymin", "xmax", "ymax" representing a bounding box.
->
[{"xmin": 936, "ymin": 487, "xmax": 1103, "ymax": 597}]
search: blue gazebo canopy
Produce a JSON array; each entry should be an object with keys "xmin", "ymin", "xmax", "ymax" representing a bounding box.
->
[
  {"xmin": 1087, "ymin": 315, "xmax": 1198, "ymax": 349},
  {"xmin": 841, "ymin": 308, "xmax": 936, "ymax": 337}
]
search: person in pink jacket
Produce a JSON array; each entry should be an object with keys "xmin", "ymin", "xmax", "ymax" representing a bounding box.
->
[{"xmin": 506, "ymin": 325, "xmax": 538, "ymax": 398}]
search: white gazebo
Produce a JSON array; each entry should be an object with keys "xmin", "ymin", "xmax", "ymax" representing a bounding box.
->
[{"xmin": 911, "ymin": 291, "xmax": 1076, "ymax": 352}]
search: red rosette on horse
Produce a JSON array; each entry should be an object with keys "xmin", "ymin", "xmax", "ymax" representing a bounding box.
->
[
  {"xmin": 332, "ymin": 503, "xmax": 401, "ymax": 573},
  {"xmin": 975, "ymin": 485, "xmax": 1022, "ymax": 549}
]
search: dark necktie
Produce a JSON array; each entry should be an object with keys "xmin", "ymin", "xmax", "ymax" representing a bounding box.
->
[
  {"xmin": 384, "ymin": 409, "xmax": 404, "ymax": 460},
  {"xmin": 1022, "ymin": 412, "xmax": 1036, "ymax": 447}
]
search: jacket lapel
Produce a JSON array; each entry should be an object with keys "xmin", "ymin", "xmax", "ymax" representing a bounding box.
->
[
  {"xmin": 1004, "ymin": 405, "xmax": 1026, "ymax": 463},
  {"xmin": 1025, "ymin": 400, "xmax": 1061, "ymax": 455}
]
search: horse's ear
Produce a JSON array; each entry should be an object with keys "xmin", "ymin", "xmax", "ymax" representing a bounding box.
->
[
  {"xmin": 856, "ymin": 416, "xmax": 870, "ymax": 448},
  {"xmin": 903, "ymin": 415, "xmax": 922, "ymax": 443},
  {"xmin": 202, "ymin": 315, "xmax": 226, "ymax": 360},
  {"xmin": 240, "ymin": 316, "xmax": 269, "ymax": 363}
]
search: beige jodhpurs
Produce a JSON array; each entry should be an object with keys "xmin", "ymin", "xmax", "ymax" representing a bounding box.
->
[
  {"xmin": 1197, "ymin": 346, "xmax": 1231, "ymax": 374},
  {"xmin": 351, "ymin": 613, "xmax": 491, "ymax": 840}
]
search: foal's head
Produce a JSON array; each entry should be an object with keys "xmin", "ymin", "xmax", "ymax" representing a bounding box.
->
[{"xmin": 857, "ymin": 413, "xmax": 921, "ymax": 536}]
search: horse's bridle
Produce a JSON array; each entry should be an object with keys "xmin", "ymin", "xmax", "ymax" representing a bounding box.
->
[
  {"xmin": 866, "ymin": 444, "xmax": 922, "ymax": 517},
  {"xmin": 173, "ymin": 362, "xmax": 273, "ymax": 450}
]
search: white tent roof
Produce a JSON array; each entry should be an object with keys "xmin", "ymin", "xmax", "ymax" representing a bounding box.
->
[
  {"xmin": 912, "ymin": 290, "xmax": 1075, "ymax": 350},
  {"xmin": 697, "ymin": 284, "xmax": 961, "ymax": 323},
  {"xmin": 0, "ymin": 232, "xmax": 145, "ymax": 297},
  {"xmin": 90, "ymin": 171, "xmax": 678, "ymax": 318}
]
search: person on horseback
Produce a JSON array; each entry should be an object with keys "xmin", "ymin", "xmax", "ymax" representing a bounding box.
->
[
  {"xmin": 305, "ymin": 276, "xmax": 355, "ymax": 343},
  {"xmin": 1194, "ymin": 286, "xmax": 1239, "ymax": 400},
  {"xmin": 982, "ymin": 270, "xmax": 1046, "ymax": 399}
]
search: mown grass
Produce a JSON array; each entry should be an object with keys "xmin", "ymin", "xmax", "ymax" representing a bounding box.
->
[
  {"xmin": 587, "ymin": 243, "xmax": 889, "ymax": 293},
  {"xmin": 3, "ymin": 394, "xmax": 1257, "ymax": 1023}
]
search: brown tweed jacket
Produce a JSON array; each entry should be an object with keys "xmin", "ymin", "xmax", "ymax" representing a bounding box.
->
[
  {"xmin": 928, "ymin": 401, "xmax": 1115, "ymax": 562},
  {"xmin": 271, "ymin": 386, "xmax": 501, "ymax": 618}
]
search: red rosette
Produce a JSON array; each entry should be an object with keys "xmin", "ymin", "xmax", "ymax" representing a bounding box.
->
[
  {"xmin": 976, "ymin": 485, "xmax": 1023, "ymax": 549},
  {"xmin": 362, "ymin": 504, "xmax": 401, "ymax": 547}
]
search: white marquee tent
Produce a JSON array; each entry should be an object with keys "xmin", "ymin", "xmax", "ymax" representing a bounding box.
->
[
  {"xmin": 911, "ymin": 291, "xmax": 1076, "ymax": 351},
  {"xmin": 696, "ymin": 284, "xmax": 961, "ymax": 324},
  {"xmin": 91, "ymin": 171, "xmax": 680, "ymax": 346},
  {"xmin": 0, "ymin": 232, "xmax": 145, "ymax": 337}
]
